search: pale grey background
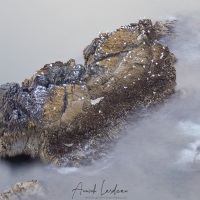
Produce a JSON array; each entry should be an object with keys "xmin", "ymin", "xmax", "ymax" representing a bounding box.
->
[{"xmin": 0, "ymin": 0, "xmax": 199, "ymax": 84}]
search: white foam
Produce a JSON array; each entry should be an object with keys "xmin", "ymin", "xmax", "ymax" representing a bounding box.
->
[
  {"xmin": 177, "ymin": 121, "xmax": 200, "ymax": 164},
  {"xmin": 178, "ymin": 140, "xmax": 200, "ymax": 164},
  {"xmin": 178, "ymin": 121, "xmax": 200, "ymax": 137},
  {"xmin": 50, "ymin": 167, "xmax": 79, "ymax": 174}
]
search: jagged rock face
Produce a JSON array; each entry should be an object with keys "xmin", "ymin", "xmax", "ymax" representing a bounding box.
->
[{"xmin": 0, "ymin": 19, "xmax": 176, "ymax": 166}]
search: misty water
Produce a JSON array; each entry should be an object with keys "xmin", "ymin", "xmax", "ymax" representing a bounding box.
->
[{"xmin": 1, "ymin": 1, "xmax": 200, "ymax": 200}]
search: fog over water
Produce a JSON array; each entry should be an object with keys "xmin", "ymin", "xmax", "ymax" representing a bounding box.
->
[{"xmin": 1, "ymin": 1, "xmax": 200, "ymax": 200}]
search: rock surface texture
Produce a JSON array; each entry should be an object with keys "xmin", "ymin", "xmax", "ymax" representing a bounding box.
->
[
  {"xmin": 0, "ymin": 180, "xmax": 43, "ymax": 200},
  {"xmin": 0, "ymin": 19, "xmax": 176, "ymax": 166}
]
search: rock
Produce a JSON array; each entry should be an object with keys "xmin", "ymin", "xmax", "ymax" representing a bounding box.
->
[
  {"xmin": 154, "ymin": 20, "xmax": 176, "ymax": 39},
  {"xmin": 0, "ymin": 190, "xmax": 17, "ymax": 200},
  {"xmin": 0, "ymin": 19, "xmax": 176, "ymax": 166},
  {"xmin": 0, "ymin": 180, "xmax": 43, "ymax": 200},
  {"xmin": 13, "ymin": 180, "xmax": 43, "ymax": 196}
]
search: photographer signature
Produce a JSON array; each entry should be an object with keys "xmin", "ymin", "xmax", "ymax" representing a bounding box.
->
[{"xmin": 72, "ymin": 180, "xmax": 128, "ymax": 199}]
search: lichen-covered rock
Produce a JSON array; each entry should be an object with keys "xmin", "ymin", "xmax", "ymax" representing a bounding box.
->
[
  {"xmin": 0, "ymin": 19, "xmax": 176, "ymax": 166},
  {"xmin": 154, "ymin": 20, "xmax": 176, "ymax": 39},
  {"xmin": 0, "ymin": 180, "xmax": 43, "ymax": 200}
]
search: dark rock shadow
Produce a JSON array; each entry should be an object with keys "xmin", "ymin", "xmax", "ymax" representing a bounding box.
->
[{"xmin": 0, "ymin": 155, "xmax": 44, "ymax": 169}]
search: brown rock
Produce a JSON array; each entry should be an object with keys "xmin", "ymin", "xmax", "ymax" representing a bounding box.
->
[{"xmin": 0, "ymin": 19, "xmax": 176, "ymax": 166}]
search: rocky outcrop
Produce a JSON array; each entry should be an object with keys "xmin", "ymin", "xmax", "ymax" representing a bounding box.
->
[
  {"xmin": 0, "ymin": 19, "xmax": 176, "ymax": 166},
  {"xmin": 0, "ymin": 180, "xmax": 43, "ymax": 200},
  {"xmin": 154, "ymin": 20, "xmax": 176, "ymax": 38}
]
